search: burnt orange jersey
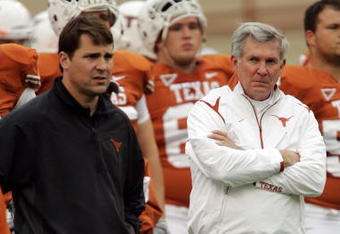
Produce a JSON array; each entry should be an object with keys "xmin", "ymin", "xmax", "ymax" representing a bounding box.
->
[
  {"xmin": 0, "ymin": 188, "xmax": 9, "ymax": 234},
  {"xmin": 110, "ymin": 50, "xmax": 153, "ymax": 125},
  {"xmin": 280, "ymin": 65, "xmax": 340, "ymax": 210},
  {"xmin": 146, "ymin": 54, "xmax": 234, "ymax": 207},
  {"xmin": 37, "ymin": 53, "xmax": 60, "ymax": 94},
  {"xmin": 0, "ymin": 44, "xmax": 40, "ymax": 117}
]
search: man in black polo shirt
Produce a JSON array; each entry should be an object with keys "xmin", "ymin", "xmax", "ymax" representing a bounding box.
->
[{"xmin": 0, "ymin": 15, "xmax": 145, "ymax": 234}]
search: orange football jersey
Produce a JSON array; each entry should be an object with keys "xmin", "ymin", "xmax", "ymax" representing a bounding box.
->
[
  {"xmin": 37, "ymin": 53, "xmax": 60, "ymax": 94},
  {"xmin": 0, "ymin": 44, "xmax": 40, "ymax": 117},
  {"xmin": 146, "ymin": 54, "xmax": 234, "ymax": 207},
  {"xmin": 280, "ymin": 65, "xmax": 340, "ymax": 210},
  {"xmin": 0, "ymin": 188, "xmax": 9, "ymax": 234},
  {"xmin": 111, "ymin": 50, "xmax": 153, "ymax": 107}
]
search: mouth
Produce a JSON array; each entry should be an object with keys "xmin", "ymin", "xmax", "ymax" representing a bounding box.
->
[
  {"xmin": 93, "ymin": 76, "xmax": 109, "ymax": 84},
  {"xmin": 182, "ymin": 43, "xmax": 193, "ymax": 50},
  {"xmin": 252, "ymin": 80, "xmax": 270, "ymax": 87}
]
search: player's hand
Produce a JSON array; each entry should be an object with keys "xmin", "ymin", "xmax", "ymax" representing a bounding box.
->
[
  {"xmin": 280, "ymin": 150, "xmax": 300, "ymax": 167},
  {"xmin": 208, "ymin": 130, "xmax": 242, "ymax": 150},
  {"xmin": 145, "ymin": 80, "xmax": 154, "ymax": 94}
]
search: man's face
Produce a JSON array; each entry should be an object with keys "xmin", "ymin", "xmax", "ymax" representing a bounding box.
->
[
  {"xmin": 158, "ymin": 16, "xmax": 202, "ymax": 66},
  {"xmin": 231, "ymin": 38, "xmax": 285, "ymax": 101},
  {"xmin": 60, "ymin": 34, "xmax": 113, "ymax": 98},
  {"xmin": 306, "ymin": 7, "xmax": 340, "ymax": 65}
]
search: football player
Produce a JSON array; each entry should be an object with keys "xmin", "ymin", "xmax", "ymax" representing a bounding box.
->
[{"xmin": 280, "ymin": 1, "xmax": 340, "ymax": 233}]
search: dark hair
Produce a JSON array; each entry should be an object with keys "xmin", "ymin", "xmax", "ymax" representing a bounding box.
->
[
  {"xmin": 58, "ymin": 14, "xmax": 113, "ymax": 58},
  {"xmin": 304, "ymin": 0, "xmax": 340, "ymax": 32}
]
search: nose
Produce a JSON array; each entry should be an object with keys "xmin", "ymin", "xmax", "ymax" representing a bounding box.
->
[
  {"xmin": 182, "ymin": 25, "xmax": 192, "ymax": 38},
  {"xmin": 257, "ymin": 62, "xmax": 268, "ymax": 77},
  {"xmin": 96, "ymin": 58, "xmax": 110, "ymax": 71}
]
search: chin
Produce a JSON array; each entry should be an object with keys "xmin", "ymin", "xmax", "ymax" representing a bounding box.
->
[
  {"xmin": 175, "ymin": 56, "xmax": 196, "ymax": 66},
  {"xmin": 92, "ymin": 86, "xmax": 109, "ymax": 95}
]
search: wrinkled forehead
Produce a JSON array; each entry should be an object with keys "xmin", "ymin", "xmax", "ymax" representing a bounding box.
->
[{"xmin": 241, "ymin": 37, "xmax": 281, "ymax": 58}]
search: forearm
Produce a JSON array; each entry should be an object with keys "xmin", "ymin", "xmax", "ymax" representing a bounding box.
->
[
  {"xmin": 254, "ymin": 156, "xmax": 326, "ymax": 196},
  {"xmin": 254, "ymin": 113, "xmax": 326, "ymax": 197},
  {"xmin": 188, "ymin": 139, "xmax": 283, "ymax": 187},
  {"xmin": 136, "ymin": 120, "xmax": 165, "ymax": 211}
]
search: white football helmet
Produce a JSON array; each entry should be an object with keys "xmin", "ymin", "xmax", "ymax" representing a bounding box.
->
[
  {"xmin": 30, "ymin": 11, "xmax": 58, "ymax": 53},
  {"xmin": 115, "ymin": 1, "xmax": 145, "ymax": 53},
  {"xmin": 0, "ymin": 0, "xmax": 33, "ymax": 42},
  {"xmin": 48, "ymin": 0, "xmax": 119, "ymax": 36},
  {"xmin": 138, "ymin": 0, "xmax": 207, "ymax": 59}
]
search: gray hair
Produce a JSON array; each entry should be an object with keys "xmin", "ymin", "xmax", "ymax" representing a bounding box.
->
[{"xmin": 231, "ymin": 22, "xmax": 289, "ymax": 62}]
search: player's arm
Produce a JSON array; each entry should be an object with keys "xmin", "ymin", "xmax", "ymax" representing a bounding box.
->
[{"xmin": 136, "ymin": 96, "xmax": 165, "ymax": 211}]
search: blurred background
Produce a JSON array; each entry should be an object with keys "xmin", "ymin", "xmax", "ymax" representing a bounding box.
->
[{"xmin": 21, "ymin": 0, "xmax": 316, "ymax": 64}]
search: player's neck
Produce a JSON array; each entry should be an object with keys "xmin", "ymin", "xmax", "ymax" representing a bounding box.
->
[
  {"xmin": 309, "ymin": 55, "xmax": 340, "ymax": 82},
  {"xmin": 171, "ymin": 60, "xmax": 196, "ymax": 73},
  {"xmin": 157, "ymin": 49, "xmax": 197, "ymax": 73}
]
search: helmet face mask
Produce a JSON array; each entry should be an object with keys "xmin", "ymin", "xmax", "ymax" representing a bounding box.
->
[
  {"xmin": 0, "ymin": 0, "xmax": 33, "ymax": 44},
  {"xmin": 48, "ymin": 0, "xmax": 119, "ymax": 36},
  {"xmin": 138, "ymin": 0, "xmax": 206, "ymax": 59}
]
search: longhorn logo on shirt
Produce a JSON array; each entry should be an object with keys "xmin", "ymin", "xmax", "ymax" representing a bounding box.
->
[
  {"xmin": 110, "ymin": 139, "xmax": 122, "ymax": 152},
  {"xmin": 200, "ymin": 97, "xmax": 225, "ymax": 123},
  {"xmin": 272, "ymin": 115, "xmax": 294, "ymax": 127},
  {"xmin": 160, "ymin": 74, "xmax": 177, "ymax": 86},
  {"xmin": 321, "ymin": 88, "xmax": 336, "ymax": 101}
]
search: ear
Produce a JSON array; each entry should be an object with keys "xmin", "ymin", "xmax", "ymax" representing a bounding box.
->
[
  {"xmin": 305, "ymin": 30, "xmax": 316, "ymax": 48},
  {"xmin": 231, "ymin": 55, "xmax": 238, "ymax": 71},
  {"xmin": 280, "ymin": 59, "xmax": 286, "ymax": 70},
  {"xmin": 59, "ymin": 52, "xmax": 71, "ymax": 71},
  {"xmin": 156, "ymin": 40, "xmax": 164, "ymax": 52}
]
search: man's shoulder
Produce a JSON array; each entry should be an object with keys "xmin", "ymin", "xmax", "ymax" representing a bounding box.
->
[
  {"xmin": 280, "ymin": 91, "xmax": 310, "ymax": 113},
  {"xmin": 1, "ymin": 92, "xmax": 51, "ymax": 126},
  {"xmin": 281, "ymin": 65, "xmax": 328, "ymax": 88},
  {"xmin": 198, "ymin": 54, "xmax": 233, "ymax": 74},
  {"xmin": 114, "ymin": 50, "xmax": 152, "ymax": 73},
  {"xmin": 199, "ymin": 85, "xmax": 232, "ymax": 105},
  {"xmin": 103, "ymin": 97, "xmax": 133, "ymax": 124},
  {"xmin": 0, "ymin": 43, "xmax": 38, "ymax": 65}
]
